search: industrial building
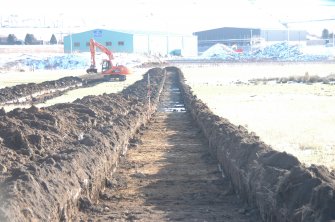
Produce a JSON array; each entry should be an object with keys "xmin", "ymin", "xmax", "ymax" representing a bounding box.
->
[
  {"xmin": 194, "ymin": 27, "xmax": 307, "ymax": 52},
  {"xmin": 260, "ymin": 29, "xmax": 307, "ymax": 42},
  {"xmin": 63, "ymin": 29, "xmax": 198, "ymax": 56},
  {"xmin": 194, "ymin": 27, "xmax": 260, "ymax": 52}
]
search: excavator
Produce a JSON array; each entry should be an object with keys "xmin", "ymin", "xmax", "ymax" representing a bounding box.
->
[{"xmin": 86, "ymin": 38, "xmax": 131, "ymax": 81}]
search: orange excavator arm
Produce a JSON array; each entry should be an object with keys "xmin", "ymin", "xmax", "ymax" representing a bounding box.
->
[
  {"xmin": 89, "ymin": 38, "xmax": 114, "ymax": 64},
  {"xmin": 86, "ymin": 38, "xmax": 131, "ymax": 80},
  {"xmin": 87, "ymin": 38, "xmax": 114, "ymax": 73}
]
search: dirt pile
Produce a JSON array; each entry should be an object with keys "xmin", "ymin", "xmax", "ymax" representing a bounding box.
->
[
  {"xmin": 172, "ymin": 66, "xmax": 335, "ymax": 222},
  {"xmin": 0, "ymin": 76, "xmax": 83, "ymax": 105},
  {"xmin": 0, "ymin": 74, "xmax": 110, "ymax": 106},
  {"xmin": 0, "ymin": 68, "xmax": 165, "ymax": 221}
]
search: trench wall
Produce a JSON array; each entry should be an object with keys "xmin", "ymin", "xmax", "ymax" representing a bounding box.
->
[
  {"xmin": 171, "ymin": 66, "xmax": 335, "ymax": 222},
  {"xmin": 0, "ymin": 68, "xmax": 165, "ymax": 221}
]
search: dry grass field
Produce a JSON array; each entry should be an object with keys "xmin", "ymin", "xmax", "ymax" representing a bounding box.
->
[{"xmin": 183, "ymin": 62, "xmax": 335, "ymax": 170}]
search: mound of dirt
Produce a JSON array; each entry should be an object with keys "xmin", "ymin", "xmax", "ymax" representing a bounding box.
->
[
  {"xmin": 0, "ymin": 68, "xmax": 165, "ymax": 221},
  {"xmin": 0, "ymin": 76, "xmax": 83, "ymax": 104},
  {"xmin": 173, "ymin": 66, "xmax": 335, "ymax": 222},
  {"xmin": 0, "ymin": 74, "xmax": 110, "ymax": 106}
]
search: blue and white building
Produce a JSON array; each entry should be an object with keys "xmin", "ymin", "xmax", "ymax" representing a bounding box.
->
[{"xmin": 63, "ymin": 29, "xmax": 198, "ymax": 56}]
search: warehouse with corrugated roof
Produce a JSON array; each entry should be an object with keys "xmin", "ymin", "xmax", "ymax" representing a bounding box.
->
[
  {"xmin": 63, "ymin": 29, "xmax": 198, "ymax": 56},
  {"xmin": 194, "ymin": 27, "xmax": 307, "ymax": 52}
]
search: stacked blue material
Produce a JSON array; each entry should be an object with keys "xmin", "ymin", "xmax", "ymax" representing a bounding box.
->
[{"xmin": 24, "ymin": 54, "xmax": 89, "ymax": 70}]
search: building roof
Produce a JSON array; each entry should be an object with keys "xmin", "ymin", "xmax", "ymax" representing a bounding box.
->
[
  {"xmin": 65, "ymin": 28, "xmax": 195, "ymax": 38},
  {"xmin": 195, "ymin": 27, "xmax": 307, "ymax": 34}
]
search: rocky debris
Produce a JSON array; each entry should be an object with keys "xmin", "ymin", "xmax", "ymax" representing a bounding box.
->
[
  {"xmin": 1, "ymin": 54, "xmax": 89, "ymax": 71},
  {"xmin": 201, "ymin": 42, "xmax": 330, "ymax": 61},
  {"xmin": 201, "ymin": 43, "xmax": 237, "ymax": 59},
  {"xmin": 250, "ymin": 73, "xmax": 335, "ymax": 85},
  {"xmin": 0, "ymin": 68, "xmax": 166, "ymax": 221},
  {"xmin": 174, "ymin": 66, "xmax": 335, "ymax": 222},
  {"xmin": 135, "ymin": 61, "xmax": 169, "ymax": 68}
]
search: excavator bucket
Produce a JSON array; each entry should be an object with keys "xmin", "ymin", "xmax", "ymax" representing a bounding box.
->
[
  {"xmin": 86, "ymin": 65, "xmax": 98, "ymax": 74},
  {"xmin": 86, "ymin": 68, "xmax": 98, "ymax": 74}
]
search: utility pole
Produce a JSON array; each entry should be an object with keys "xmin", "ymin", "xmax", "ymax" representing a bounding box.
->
[
  {"xmin": 70, "ymin": 31, "xmax": 73, "ymax": 54},
  {"xmin": 147, "ymin": 72, "xmax": 151, "ymax": 118},
  {"xmin": 250, "ymin": 29, "xmax": 253, "ymax": 53}
]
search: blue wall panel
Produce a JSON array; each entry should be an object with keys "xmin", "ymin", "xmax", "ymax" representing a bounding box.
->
[{"xmin": 64, "ymin": 29, "xmax": 133, "ymax": 53}]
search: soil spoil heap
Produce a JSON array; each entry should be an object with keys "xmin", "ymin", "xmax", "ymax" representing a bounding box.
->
[
  {"xmin": 174, "ymin": 66, "xmax": 335, "ymax": 222},
  {"xmin": 0, "ymin": 68, "xmax": 165, "ymax": 221},
  {"xmin": 0, "ymin": 66, "xmax": 334, "ymax": 222}
]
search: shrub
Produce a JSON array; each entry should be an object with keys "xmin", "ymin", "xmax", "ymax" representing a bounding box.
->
[
  {"xmin": 50, "ymin": 34, "xmax": 57, "ymax": 45},
  {"xmin": 7, "ymin": 34, "xmax": 17, "ymax": 45}
]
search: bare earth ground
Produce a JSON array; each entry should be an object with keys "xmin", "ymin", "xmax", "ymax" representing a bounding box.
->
[{"xmin": 76, "ymin": 71, "xmax": 261, "ymax": 221}]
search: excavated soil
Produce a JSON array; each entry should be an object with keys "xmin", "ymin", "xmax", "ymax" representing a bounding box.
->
[
  {"xmin": 0, "ymin": 74, "xmax": 106, "ymax": 106},
  {"xmin": 75, "ymin": 70, "xmax": 261, "ymax": 221},
  {"xmin": 0, "ymin": 66, "xmax": 334, "ymax": 222},
  {"xmin": 175, "ymin": 66, "xmax": 335, "ymax": 222},
  {"xmin": 0, "ymin": 68, "xmax": 165, "ymax": 221}
]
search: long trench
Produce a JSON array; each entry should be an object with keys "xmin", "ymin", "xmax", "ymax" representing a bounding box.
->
[{"xmin": 76, "ymin": 71, "xmax": 261, "ymax": 221}]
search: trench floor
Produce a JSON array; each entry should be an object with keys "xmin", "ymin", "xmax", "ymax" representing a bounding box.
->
[{"xmin": 77, "ymin": 72, "xmax": 261, "ymax": 221}]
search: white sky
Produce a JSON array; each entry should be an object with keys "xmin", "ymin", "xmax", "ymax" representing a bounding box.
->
[{"xmin": 1, "ymin": 0, "xmax": 334, "ymax": 35}]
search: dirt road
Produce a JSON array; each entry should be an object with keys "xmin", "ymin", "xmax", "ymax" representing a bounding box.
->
[{"xmin": 76, "ymin": 71, "xmax": 261, "ymax": 221}]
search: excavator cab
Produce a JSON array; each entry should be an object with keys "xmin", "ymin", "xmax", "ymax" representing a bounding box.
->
[{"xmin": 101, "ymin": 60, "xmax": 111, "ymax": 72}]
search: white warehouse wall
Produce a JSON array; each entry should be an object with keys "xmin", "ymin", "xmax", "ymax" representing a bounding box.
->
[
  {"xmin": 149, "ymin": 35, "xmax": 168, "ymax": 55},
  {"xmin": 133, "ymin": 34, "xmax": 149, "ymax": 53},
  {"xmin": 181, "ymin": 36, "xmax": 198, "ymax": 57},
  {"xmin": 133, "ymin": 34, "xmax": 198, "ymax": 56},
  {"xmin": 168, "ymin": 36, "xmax": 183, "ymax": 53}
]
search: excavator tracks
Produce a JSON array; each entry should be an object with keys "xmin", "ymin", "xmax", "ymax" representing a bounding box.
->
[{"xmin": 76, "ymin": 71, "xmax": 261, "ymax": 221}]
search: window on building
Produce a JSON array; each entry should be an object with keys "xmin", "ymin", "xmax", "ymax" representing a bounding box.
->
[
  {"xmin": 74, "ymin": 42, "xmax": 80, "ymax": 47},
  {"xmin": 106, "ymin": 41, "xmax": 112, "ymax": 46},
  {"xmin": 118, "ymin": 41, "xmax": 124, "ymax": 46},
  {"xmin": 86, "ymin": 42, "xmax": 90, "ymax": 47}
]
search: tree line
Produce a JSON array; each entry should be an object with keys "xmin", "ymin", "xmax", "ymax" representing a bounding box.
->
[
  {"xmin": 2, "ymin": 34, "xmax": 58, "ymax": 45},
  {"xmin": 322, "ymin": 29, "xmax": 334, "ymax": 40}
]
